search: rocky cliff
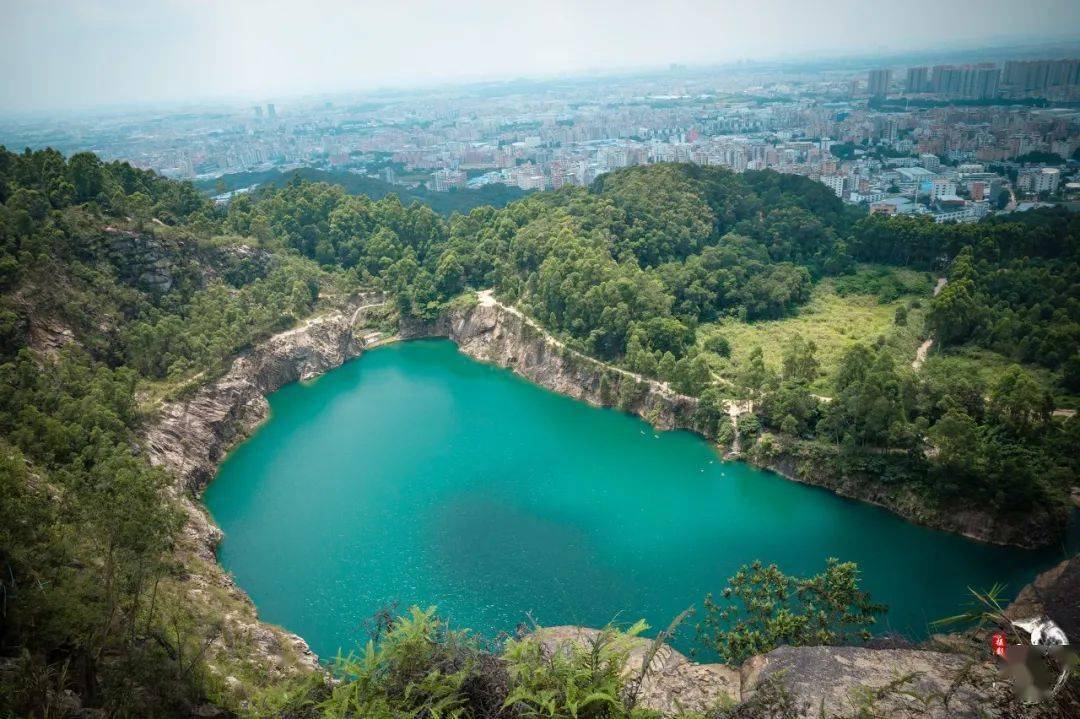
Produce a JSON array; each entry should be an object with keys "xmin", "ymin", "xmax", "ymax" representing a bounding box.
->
[
  {"xmin": 143, "ymin": 300, "xmax": 370, "ymax": 682},
  {"xmin": 533, "ymin": 626, "xmax": 999, "ymax": 718},
  {"xmin": 146, "ymin": 303, "xmax": 365, "ymax": 493},
  {"xmin": 445, "ymin": 299, "xmax": 699, "ymax": 432},
  {"xmin": 748, "ymin": 446, "xmax": 1066, "ymax": 549}
]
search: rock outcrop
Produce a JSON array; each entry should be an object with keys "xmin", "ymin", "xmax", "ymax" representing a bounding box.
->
[
  {"xmin": 1005, "ymin": 554, "xmax": 1080, "ymax": 641},
  {"xmin": 741, "ymin": 645, "xmax": 1000, "ymax": 717},
  {"xmin": 533, "ymin": 626, "xmax": 1000, "ymax": 717},
  {"xmin": 146, "ymin": 304, "xmax": 365, "ymax": 493},
  {"xmin": 445, "ymin": 298, "xmax": 699, "ymax": 432},
  {"xmin": 143, "ymin": 299, "xmax": 371, "ymax": 680}
]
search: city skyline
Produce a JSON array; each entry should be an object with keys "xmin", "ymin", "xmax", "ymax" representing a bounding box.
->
[{"xmin": 3, "ymin": 0, "xmax": 1080, "ymax": 113}]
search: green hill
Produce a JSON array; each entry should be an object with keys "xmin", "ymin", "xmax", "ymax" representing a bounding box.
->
[{"xmin": 196, "ymin": 167, "xmax": 529, "ymax": 215}]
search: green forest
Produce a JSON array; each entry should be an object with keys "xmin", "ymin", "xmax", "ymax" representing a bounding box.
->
[
  {"xmin": 1, "ymin": 148, "xmax": 1078, "ymax": 717},
  {"xmin": 197, "ymin": 167, "xmax": 530, "ymax": 217}
]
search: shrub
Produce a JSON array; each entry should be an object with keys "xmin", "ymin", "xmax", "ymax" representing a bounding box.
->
[
  {"xmin": 502, "ymin": 622, "xmax": 646, "ymax": 719},
  {"xmin": 703, "ymin": 334, "xmax": 731, "ymax": 357},
  {"xmin": 695, "ymin": 559, "xmax": 885, "ymax": 665},
  {"xmin": 319, "ymin": 606, "xmax": 490, "ymax": 719}
]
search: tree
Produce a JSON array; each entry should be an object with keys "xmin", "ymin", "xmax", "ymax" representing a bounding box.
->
[
  {"xmin": 703, "ymin": 333, "xmax": 731, "ymax": 357},
  {"xmin": 67, "ymin": 152, "xmax": 106, "ymax": 203},
  {"xmin": 657, "ymin": 351, "xmax": 677, "ymax": 382},
  {"xmin": 738, "ymin": 347, "xmax": 770, "ymax": 400},
  {"xmin": 926, "ymin": 278, "xmax": 984, "ymax": 345},
  {"xmin": 780, "ymin": 335, "xmax": 819, "ymax": 385},
  {"xmin": 1064, "ymin": 354, "xmax": 1080, "ymax": 394},
  {"xmin": 694, "ymin": 387, "xmax": 728, "ymax": 436},
  {"xmin": 928, "ymin": 409, "xmax": 981, "ymax": 475},
  {"xmin": 672, "ymin": 353, "xmax": 712, "ymax": 396},
  {"xmin": 989, "ymin": 365, "xmax": 1052, "ymax": 436},
  {"xmin": 696, "ymin": 559, "xmax": 885, "ymax": 665}
]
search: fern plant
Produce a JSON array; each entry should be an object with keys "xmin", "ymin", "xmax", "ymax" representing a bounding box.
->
[
  {"xmin": 321, "ymin": 605, "xmax": 476, "ymax": 719},
  {"xmin": 501, "ymin": 621, "xmax": 647, "ymax": 719}
]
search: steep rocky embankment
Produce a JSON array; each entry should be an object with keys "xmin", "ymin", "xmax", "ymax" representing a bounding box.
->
[
  {"xmin": 534, "ymin": 626, "xmax": 999, "ymax": 718},
  {"xmin": 142, "ymin": 289, "xmax": 1070, "ymax": 696},
  {"xmin": 446, "ymin": 295, "xmax": 700, "ymax": 431},
  {"xmin": 752, "ymin": 449, "xmax": 1067, "ymax": 549},
  {"xmin": 143, "ymin": 299, "xmax": 373, "ymax": 681}
]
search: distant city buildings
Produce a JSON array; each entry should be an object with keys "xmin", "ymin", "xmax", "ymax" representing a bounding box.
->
[
  {"xmin": 894, "ymin": 58, "xmax": 1080, "ymax": 101},
  {"xmin": 906, "ymin": 67, "xmax": 929, "ymax": 94},
  {"xmin": 5, "ymin": 50, "xmax": 1075, "ymax": 222},
  {"xmin": 1002, "ymin": 59, "xmax": 1080, "ymax": 96},
  {"xmin": 868, "ymin": 69, "xmax": 890, "ymax": 98}
]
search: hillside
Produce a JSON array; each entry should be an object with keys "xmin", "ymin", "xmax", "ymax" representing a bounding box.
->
[
  {"xmin": 1, "ymin": 149, "xmax": 1077, "ymax": 717},
  {"xmin": 195, "ymin": 167, "xmax": 530, "ymax": 216}
]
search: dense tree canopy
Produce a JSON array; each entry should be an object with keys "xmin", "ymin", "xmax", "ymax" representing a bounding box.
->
[{"xmin": 1, "ymin": 147, "xmax": 1078, "ymax": 716}]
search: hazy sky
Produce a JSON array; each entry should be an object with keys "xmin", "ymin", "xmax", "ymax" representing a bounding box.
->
[{"xmin": 2, "ymin": 0, "xmax": 1079, "ymax": 112}]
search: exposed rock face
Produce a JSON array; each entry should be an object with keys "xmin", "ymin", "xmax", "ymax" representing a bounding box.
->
[
  {"xmin": 143, "ymin": 301, "xmax": 369, "ymax": 679},
  {"xmin": 25, "ymin": 313, "xmax": 74, "ymax": 356},
  {"xmin": 533, "ymin": 626, "xmax": 999, "ymax": 717},
  {"xmin": 102, "ymin": 226, "xmax": 178, "ymax": 292},
  {"xmin": 146, "ymin": 305, "xmax": 365, "ymax": 493},
  {"xmin": 445, "ymin": 301, "xmax": 699, "ymax": 432},
  {"xmin": 1005, "ymin": 554, "xmax": 1080, "ymax": 641},
  {"xmin": 742, "ymin": 645, "xmax": 998, "ymax": 718},
  {"xmin": 753, "ymin": 445, "xmax": 1067, "ymax": 549}
]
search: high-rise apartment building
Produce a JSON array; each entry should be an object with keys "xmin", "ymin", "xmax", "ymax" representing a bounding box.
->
[
  {"xmin": 1002, "ymin": 59, "xmax": 1080, "ymax": 94},
  {"xmin": 927, "ymin": 64, "xmax": 1000, "ymax": 99},
  {"xmin": 868, "ymin": 69, "xmax": 891, "ymax": 98},
  {"xmin": 905, "ymin": 67, "xmax": 929, "ymax": 94}
]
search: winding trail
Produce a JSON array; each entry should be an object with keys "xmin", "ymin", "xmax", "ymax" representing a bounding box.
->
[
  {"xmin": 474, "ymin": 290, "xmax": 761, "ymax": 452},
  {"xmin": 349, "ymin": 296, "xmax": 389, "ymax": 326},
  {"xmin": 911, "ymin": 277, "xmax": 947, "ymax": 371},
  {"xmin": 476, "ymin": 289, "xmax": 686, "ymax": 399}
]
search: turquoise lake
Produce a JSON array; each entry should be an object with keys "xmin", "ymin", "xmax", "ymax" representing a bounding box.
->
[{"xmin": 205, "ymin": 339, "xmax": 1077, "ymax": 660}]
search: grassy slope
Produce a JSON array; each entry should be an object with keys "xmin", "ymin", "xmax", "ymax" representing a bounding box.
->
[
  {"xmin": 696, "ymin": 264, "xmax": 1074, "ymax": 407},
  {"xmin": 698, "ymin": 266, "xmax": 931, "ymax": 394},
  {"xmin": 942, "ymin": 346, "xmax": 1078, "ymax": 409}
]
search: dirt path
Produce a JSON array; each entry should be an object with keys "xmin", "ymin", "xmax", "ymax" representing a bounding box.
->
[
  {"xmin": 350, "ymin": 298, "xmax": 389, "ymax": 326},
  {"xmin": 477, "ymin": 289, "xmax": 691, "ymax": 400},
  {"xmin": 911, "ymin": 278, "xmax": 947, "ymax": 371},
  {"xmin": 911, "ymin": 339, "xmax": 933, "ymax": 371}
]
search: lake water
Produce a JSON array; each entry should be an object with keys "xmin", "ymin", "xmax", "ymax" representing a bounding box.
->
[{"xmin": 205, "ymin": 339, "xmax": 1076, "ymax": 660}]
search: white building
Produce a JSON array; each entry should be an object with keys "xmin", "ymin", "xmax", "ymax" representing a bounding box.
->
[
  {"xmin": 1016, "ymin": 167, "xmax": 1061, "ymax": 195},
  {"xmin": 820, "ymin": 174, "xmax": 845, "ymax": 197},
  {"xmin": 933, "ymin": 207, "xmax": 980, "ymax": 223},
  {"xmin": 919, "ymin": 153, "xmax": 942, "ymax": 172},
  {"xmin": 929, "ymin": 177, "xmax": 957, "ymax": 201}
]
